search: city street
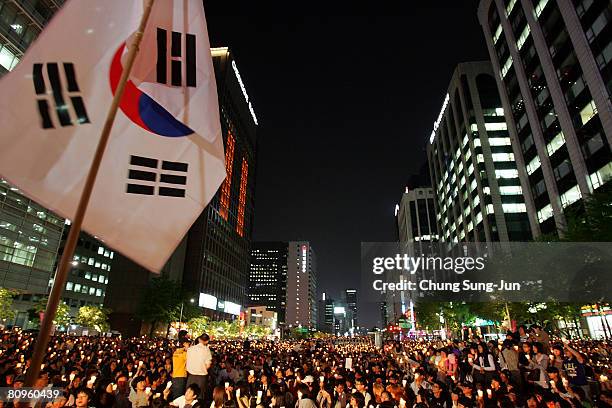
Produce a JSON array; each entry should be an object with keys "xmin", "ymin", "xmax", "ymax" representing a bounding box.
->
[{"xmin": 0, "ymin": 1, "xmax": 611, "ymax": 408}]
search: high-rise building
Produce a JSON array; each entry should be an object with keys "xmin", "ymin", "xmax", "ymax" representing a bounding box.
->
[
  {"xmin": 0, "ymin": 181, "xmax": 64, "ymax": 326},
  {"xmin": 344, "ymin": 288, "xmax": 358, "ymax": 328},
  {"xmin": 286, "ymin": 241, "xmax": 317, "ymax": 328},
  {"xmin": 332, "ymin": 301, "xmax": 354, "ymax": 335},
  {"xmin": 396, "ymin": 187, "xmax": 439, "ymax": 242},
  {"xmin": 0, "ymin": 0, "xmax": 107, "ymax": 328},
  {"xmin": 244, "ymin": 305, "xmax": 278, "ymax": 333},
  {"xmin": 478, "ymin": 0, "xmax": 612, "ymax": 236},
  {"xmin": 106, "ymin": 47, "xmax": 259, "ymax": 334},
  {"xmin": 182, "ymin": 47, "xmax": 257, "ymax": 319},
  {"xmin": 0, "ymin": 0, "xmax": 64, "ymax": 75},
  {"xmin": 58, "ymin": 227, "xmax": 114, "ymax": 312},
  {"xmin": 380, "ymin": 301, "xmax": 388, "ymax": 328},
  {"xmin": 248, "ymin": 242, "xmax": 288, "ymax": 324},
  {"xmin": 0, "ymin": 4, "xmax": 259, "ymax": 331},
  {"xmin": 427, "ymin": 61, "xmax": 533, "ymax": 243},
  {"xmin": 317, "ymin": 292, "xmax": 335, "ymax": 333},
  {"xmin": 394, "ymin": 188, "xmax": 438, "ymax": 325}
]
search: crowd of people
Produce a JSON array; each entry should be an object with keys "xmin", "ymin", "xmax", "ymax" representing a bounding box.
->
[{"xmin": 0, "ymin": 325, "xmax": 611, "ymax": 408}]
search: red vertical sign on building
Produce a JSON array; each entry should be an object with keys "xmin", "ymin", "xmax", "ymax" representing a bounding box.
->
[
  {"xmin": 219, "ymin": 131, "xmax": 235, "ymax": 220},
  {"xmin": 236, "ymin": 158, "xmax": 248, "ymax": 237}
]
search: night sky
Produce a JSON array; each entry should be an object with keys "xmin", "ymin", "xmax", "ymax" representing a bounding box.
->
[{"xmin": 205, "ymin": 2, "xmax": 490, "ymax": 328}]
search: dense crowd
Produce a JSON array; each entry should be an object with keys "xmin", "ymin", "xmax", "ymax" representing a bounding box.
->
[{"xmin": 0, "ymin": 325, "xmax": 611, "ymax": 408}]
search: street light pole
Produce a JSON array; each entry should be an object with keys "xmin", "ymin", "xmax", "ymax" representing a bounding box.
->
[{"xmin": 179, "ymin": 298, "xmax": 195, "ymax": 326}]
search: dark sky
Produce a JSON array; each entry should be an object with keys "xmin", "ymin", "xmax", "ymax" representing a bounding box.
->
[{"xmin": 205, "ymin": 2, "xmax": 489, "ymax": 328}]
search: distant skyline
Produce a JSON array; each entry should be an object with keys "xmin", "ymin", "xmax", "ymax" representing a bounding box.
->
[{"xmin": 205, "ymin": 3, "xmax": 488, "ymax": 327}]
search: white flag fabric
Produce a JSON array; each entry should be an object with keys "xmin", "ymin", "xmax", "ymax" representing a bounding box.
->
[{"xmin": 0, "ymin": 0, "xmax": 226, "ymax": 272}]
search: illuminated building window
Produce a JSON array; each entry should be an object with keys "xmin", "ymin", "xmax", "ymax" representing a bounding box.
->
[
  {"xmin": 0, "ymin": 45, "xmax": 19, "ymax": 71},
  {"xmin": 527, "ymin": 156, "xmax": 541, "ymax": 174},
  {"xmin": 493, "ymin": 25, "xmax": 503, "ymax": 43},
  {"xmin": 485, "ymin": 122, "xmax": 508, "ymax": 131},
  {"xmin": 560, "ymin": 185, "xmax": 582, "ymax": 208},
  {"xmin": 546, "ymin": 132, "xmax": 565, "ymax": 156},
  {"xmin": 589, "ymin": 162, "xmax": 612, "ymax": 189},
  {"xmin": 499, "ymin": 185, "xmax": 522, "ymax": 195},
  {"xmin": 579, "ymin": 100, "xmax": 597, "ymax": 125},
  {"xmin": 502, "ymin": 203, "xmax": 526, "ymax": 213},
  {"xmin": 492, "ymin": 153, "xmax": 514, "ymax": 162},
  {"xmin": 495, "ymin": 169, "xmax": 519, "ymax": 179},
  {"xmin": 219, "ymin": 131, "xmax": 235, "ymax": 220},
  {"xmin": 516, "ymin": 25, "xmax": 531, "ymax": 50},
  {"xmin": 501, "ymin": 56, "xmax": 513, "ymax": 78},
  {"xmin": 488, "ymin": 137, "xmax": 511, "ymax": 146},
  {"xmin": 505, "ymin": 0, "xmax": 516, "ymax": 15},
  {"xmin": 534, "ymin": 0, "xmax": 549, "ymax": 17},
  {"xmin": 537, "ymin": 204, "xmax": 554, "ymax": 223},
  {"xmin": 236, "ymin": 158, "xmax": 248, "ymax": 237}
]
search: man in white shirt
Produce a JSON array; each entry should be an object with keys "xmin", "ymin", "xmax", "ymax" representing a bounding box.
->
[
  {"xmin": 186, "ymin": 334, "xmax": 212, "ymax": 401},
  {"xmin": 169, "ymin": 384, "xmax": 202, "ymax": 408}
]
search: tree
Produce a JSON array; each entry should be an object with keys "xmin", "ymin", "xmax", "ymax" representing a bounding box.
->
[
  {"xmin": 0, "ymin": 288, "xmax": 16, "ymax": 323},
  {"xmin": 187, "ymin": 316, "xmax": 210, "ymax": 338},
  {"xmin": 563, "ymin": 184, "xmax": 612, "ymax": 242},
  {"xmin": 76, "ymin": 305, "xmax": 110, "ymax": 332},
  {"xmin": 415, "ymin": 302, "xmax": 444, "ymax": 331},
  {"xmin": 137, "ymin": 276, "xmax": 199, "ymax": 336},
  {"xmin": 207, "ymin": 320, "xmax": 242, "ymax": 339},
  {"xmin": 288, "ymin": 327, "xmax": 310, "ymax": 340},
  {"xmin": 313, "ymin": 331, "xmax": 330, "ymax": 339},
  {"xmin": 30, "ymin": 297, "xmax": 71, "ymax": 327},
  {"xmin": 244, "ymin": 324, "xmax": 272, "ymax": 339}
]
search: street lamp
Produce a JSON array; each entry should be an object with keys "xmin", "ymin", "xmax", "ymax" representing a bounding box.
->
[{"xmin": 179, "ymin": 298, "xmax": 195, "ymax": 326}]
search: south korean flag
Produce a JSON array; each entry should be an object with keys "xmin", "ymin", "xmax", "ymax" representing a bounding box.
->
[{"xmin": 0, "ymin": 0, "xmax": 226, "ymax": 272}]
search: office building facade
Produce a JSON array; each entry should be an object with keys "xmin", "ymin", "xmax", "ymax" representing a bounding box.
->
[
  {"xmin": 427, "ymin": 62, "xmax": 532, "ymax": 243},
  {"xmin": 106, "ymin": 47, "xmax": 258, "ymax": 334},
  {"xmin": 59, "ymin": 227, "xmax": 113, "ymax": 311},
  {"xmin": 285, "ymin": 241, "xmax": 317, "ymax": 328},
  {"xmin": 0, "ymin": 180, "xmax": 64, "ymax": 326},
  {"xmin": 0, "ymin": 5, "xmax": 259, "ymax": 330},
  {"xmin": 344, "ymin": 289, "xmax": 358, "ymax": 328},
  {"xmin": 396, "ymin": 187, "xmax": 439, "ymax": 242},
  {"xmin": 318, "ymin": 292, "xmax": 335, "ymax": 333},
  {"xmin": 392, "ymin": 186, "xmax": 438, "ymax": 326},
  {"xmin": 478, "ymin": 0, "xmax": 612, "ymax": 236},
  {"xmin": 0, "ymin": 0, "xmax": 90, "ymax": 327},
  {"xmin": 380, "ymin": 302, "xmax": 388, "ymax": 328},
  {"xmin": 0, "ymin": 0, "xmax": 64, "ymax": 75},
  {"xmin": 182, "ymin": 47, "xmax": 257, "ymax": 319},
  {"xmin": 245, "ymin": 305, "xmax": 278, "ymax": 333},
  {"xmin": 249, "ymin": 242, "xmax": 288, "ymax": 324},
  {"xmin": 332, "ymin": 302, "xmax": 354, "ymax": 335}
]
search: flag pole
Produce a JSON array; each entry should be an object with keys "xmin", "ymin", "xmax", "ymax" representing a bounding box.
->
[{"xmin": 24, "ymin": 0, "xmax": 156, "ymax": 388}]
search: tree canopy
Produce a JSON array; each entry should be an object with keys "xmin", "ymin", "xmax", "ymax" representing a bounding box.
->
[
  {"xmin": 29, "ymin": 297, "xmax": 71, "ymax": 327},
  {"xmin": 76, "ymin": 305, "xmax": 111, "ymax": 332},
  {"xmin": 0, "ymin": 288, "xmax": 16, "ymax": 322},
  {"xmin": 137, "ymin": 276, "xmax": 200, "ymax": 333}
]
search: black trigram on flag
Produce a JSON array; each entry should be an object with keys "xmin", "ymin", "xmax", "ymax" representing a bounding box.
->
[
  {"xmin": 156, "ymin": 28, "xmax": 196, "ymax": 87},
  {"xmin": 127, "ymin": 155, "xmax": 188, "ymax": 198},
  {"xmin": 32, "ymin": 63, "xmax": 90, "ymax": 129}
]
